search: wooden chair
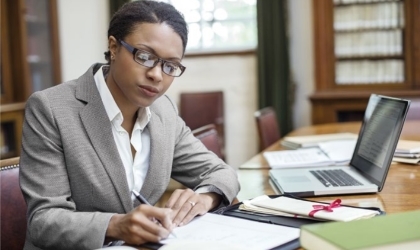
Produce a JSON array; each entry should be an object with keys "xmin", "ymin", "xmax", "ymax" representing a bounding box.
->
[
  {"xmin": 406, "ymin": 99, "xmax": 420, "ymax": 120},
  {"xmin": 192, "ymin": 123, "xmax": 224, "ymax": 160},
  {"xmin": 180, "ymin": 91, "xmax": 225, "ymax": 159},
  {"xmin": 254, "ymin": 107, "xmax": 281, "ymax": 151},
  {"xmin": 157, "ymin": 124, "xmax": 224, "ymax": 206},
  {"xmin": 0, "ymin": 157, "xmax": 27, "ymax": 250}
]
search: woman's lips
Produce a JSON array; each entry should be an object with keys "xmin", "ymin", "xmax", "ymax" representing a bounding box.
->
[{"xmin": 139, "ymin": 85, "xmax": 159, "ymax": 97}]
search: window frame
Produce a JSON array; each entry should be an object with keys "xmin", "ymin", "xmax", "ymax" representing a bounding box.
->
[{"xmin": 162, "ymin": 0, "xmax": 258, "ymax": 55}]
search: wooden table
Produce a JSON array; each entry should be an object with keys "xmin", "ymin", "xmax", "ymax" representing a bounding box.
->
[{"xmin": 237, "ymin": 121, "xmax": 420, "ymax": 214}]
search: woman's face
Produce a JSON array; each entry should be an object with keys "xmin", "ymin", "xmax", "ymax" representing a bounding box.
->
[{"xmin": 107, "ymin": 22, "xmax": 184, "ymax": 109}]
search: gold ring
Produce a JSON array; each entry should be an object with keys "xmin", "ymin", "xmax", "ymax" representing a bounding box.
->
[{"xmin": 189, "ymin": 201, "xmax": 196, "ymax": 207}]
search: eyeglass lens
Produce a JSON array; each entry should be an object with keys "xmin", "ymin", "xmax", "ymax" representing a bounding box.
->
[{"xmin": 135, "ymin": 50, "xmax": 182, "ymax": 76}]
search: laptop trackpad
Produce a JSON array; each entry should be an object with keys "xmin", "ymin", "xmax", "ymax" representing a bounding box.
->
[{"xmin": 281, "ymin": 176, "xmax": 311, "ymax": 182}]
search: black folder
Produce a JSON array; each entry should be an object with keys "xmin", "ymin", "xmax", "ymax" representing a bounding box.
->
[
  {"xmin": 142, "ymin": 194, "xmax": 384, "ymax": 250},
  {"xmin": 212, "ymin": 194, "xmax": 385, "ymax": 250}
]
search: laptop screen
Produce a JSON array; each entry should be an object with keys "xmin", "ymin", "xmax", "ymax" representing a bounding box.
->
[{"xmin": 350, "ymin": 94, "xmax": 410, "ymax": 188}]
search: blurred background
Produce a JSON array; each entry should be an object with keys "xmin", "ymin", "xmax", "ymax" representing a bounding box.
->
[{"xmin": 1, "ymin": 0, "xmax": 419, "ymax": 168}]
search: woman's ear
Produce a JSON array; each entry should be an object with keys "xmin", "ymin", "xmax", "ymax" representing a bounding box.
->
[{"xmin": 108, "ymin": 36, "xmax": 118, "ymax": 59}]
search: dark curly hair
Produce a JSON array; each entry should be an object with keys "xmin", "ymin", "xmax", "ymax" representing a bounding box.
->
[{"xmin": 104, "ymin": 0, "xmax": 188, "ymax": 63}]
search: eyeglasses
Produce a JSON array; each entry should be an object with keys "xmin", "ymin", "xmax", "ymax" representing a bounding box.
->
[{"xmin": 119, "ymin": 40, "xmax": 186, "ymax": 77}]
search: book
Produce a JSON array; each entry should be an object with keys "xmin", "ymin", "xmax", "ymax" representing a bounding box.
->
[
  {"xmin": 263, "ymin": 140, "xmax": 356, "ymax": 168},
  {"xmin": 280, "ymin": 133, "xmax": 358, "ymax": 149},
  {"xmin": 395, "ymin": 140, "xmax": 420, "ymax": 154},
  {"xmin": 300, "ymin": 210, "xmax": 420, "ymax": 250},
  {"xmin": 250, "ymin": 196, "xmax": 379, "ymax": 222}
]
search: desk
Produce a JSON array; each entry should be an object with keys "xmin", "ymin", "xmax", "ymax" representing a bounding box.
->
[
  {"xmin": 128, "ymin": 121, "xmax": 419, "ymax": 249},
  {"xmin": 237, "ymin": 121, "xmax": 420, "ymax": 214}
]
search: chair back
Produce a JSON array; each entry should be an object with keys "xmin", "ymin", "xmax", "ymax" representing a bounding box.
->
[
  {"xmin": 192, "ymin": 124, "xmax": 224, "ymax": 160},
  {"xmin": 406, "ymin": 99, "xmax": 420, "ymax": 120},
  {"xmin": 180, "ymin": 91, "xmax": 225, "ymax": 155},
  {"xmin": 1, "ymin": 157, "xmax": 27, "ymax": 250},
  {"xmin": 254, "ymin": 107, "xmax": 281, "ymax": 151}
]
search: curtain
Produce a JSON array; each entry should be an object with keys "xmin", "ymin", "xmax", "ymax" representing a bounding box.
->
[{"xmin": 257, "ymin": 0, "xmax": 293, "ymax": 136}]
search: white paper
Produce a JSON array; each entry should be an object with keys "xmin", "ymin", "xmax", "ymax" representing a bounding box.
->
[
  {"xmin": 318, "ymin": 139, "xmax": 357, "ymax": 164},
  {"xmin": 281, "ymin": 133, "xmax": 358, "ymax": 149},
  {"xmin": 263, "ymin": 148, "xmax": 334, "ymax": 168},
  {"xmin": 395, "ymin": 140, "xmax": 420, "ymax": 153},
  {"xmin": 160, "ymin": 213, "xmax": 299, "ymax": 250},
  {"xmin": 392, "ymin": 156, "xmax": 420, "ymax": 165}
]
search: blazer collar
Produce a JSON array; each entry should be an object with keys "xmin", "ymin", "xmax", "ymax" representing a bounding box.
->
[{"xmin": 76, "ymin": 64, "xmax": 133, "ymax": 213}]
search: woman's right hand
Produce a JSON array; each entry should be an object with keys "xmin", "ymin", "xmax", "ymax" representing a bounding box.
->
[{"xmin": 106, "ymin": 205, "xmax": 175, "ymax": 245}]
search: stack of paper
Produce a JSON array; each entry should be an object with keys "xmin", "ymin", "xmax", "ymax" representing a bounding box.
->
[
  {"xmin": 249, "ymin": 196, "xmax": 379, "ymax": 222},
  {"xmin": 393, "ymin": 140, "xmax": 420, "ymax": 165},
  {"xmin": 264, "ymin": 139, "xmax": 356, "ymax": 168},
  {"xmin": 281, "ymin": 133, "xmax": 358, "ymax": 149}
]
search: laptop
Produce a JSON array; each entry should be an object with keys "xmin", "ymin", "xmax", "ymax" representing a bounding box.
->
[{"xmin": 269, "ymin": 94, "xmax": 411, "ymax": 197}]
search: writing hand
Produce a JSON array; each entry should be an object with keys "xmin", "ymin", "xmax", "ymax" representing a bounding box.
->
[
  {"xmin": 164, "ymin": 188, "xmax": 221, "ymax": 227},
  {"xmin": 132, "ymin": 190, "xmax": 177, "ymax": 238},
  {"xmin": 106, "ymin": 204, "xmax": 174, "ymax": 245}
]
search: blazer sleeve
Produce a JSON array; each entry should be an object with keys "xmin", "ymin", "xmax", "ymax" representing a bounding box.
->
[{"xmin": 20, "ymin": 91, "xmax": 114, "ymax": 250}]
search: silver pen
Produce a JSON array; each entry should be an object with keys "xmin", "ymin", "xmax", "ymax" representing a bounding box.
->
[{"xmin": 131, "ymin": 190, "xmax": 177, "ymax": 238}]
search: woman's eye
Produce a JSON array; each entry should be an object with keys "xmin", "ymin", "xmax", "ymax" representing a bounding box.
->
[
  {"xmin": 165, "ymin": 63, "xmax": 178, "ymax": 72},
  {"xmin": 137, "ymin": 52, "xmax": 151, "ymax": 62}
]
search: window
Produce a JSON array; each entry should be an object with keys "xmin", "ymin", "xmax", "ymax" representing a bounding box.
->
[{"xmin": 159, "ymin": 0, "xmax": 257, "ymax": 52}]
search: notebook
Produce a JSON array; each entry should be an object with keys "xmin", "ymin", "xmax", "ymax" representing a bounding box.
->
[{"xmin": 269, "ymin": 94, "xmax": 410, "ymax": 197}]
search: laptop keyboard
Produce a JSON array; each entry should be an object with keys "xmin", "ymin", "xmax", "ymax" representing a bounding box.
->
[{"xmin": 310, "ymin": 169, "xmax": 362, "ymax": 187}]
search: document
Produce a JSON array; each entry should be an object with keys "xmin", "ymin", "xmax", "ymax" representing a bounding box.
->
[
  {"xmin": 239, "ymin": 195, "xmax": 322, "ymax": 220},
  {"xmin": 263, "ymin": 148, "xmax": 334, "ymax": 168},
  {"xmin": 251, "ymin": 196, "xmax": 380, "ymax": 222},
  {"xmin": 392, "ymin": 156, "xmax": 420, "ymax": 165},
  {"xmin": 281, "ymin": 133, "xmax": 358, "ymax": 149},
  {"xmin": 263, "ymin": 139, "xmax": 356, "ymax": 168},
  {"xmin": 395, "ymin": 140, "xmax": 420, "ymax": 154},
  {"xmin": 318, "ymin": 139, "xmax": 356, "ymax": 164},
  {"xmin": 392, "ymin": 140, "xmax": 420, "ymax": 165},
  {"xmin": 159, "ymin": 213, "xmax": 300, "ymax": 250}
]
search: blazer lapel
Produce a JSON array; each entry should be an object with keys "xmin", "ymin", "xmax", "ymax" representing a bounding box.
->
[
  {"xmin": 140, "ymin": 110, "xmax": 171, "ymax": 203},
  {"xmin": 76, "ymin": 65, "xmax": 132, "ymax": 213}
]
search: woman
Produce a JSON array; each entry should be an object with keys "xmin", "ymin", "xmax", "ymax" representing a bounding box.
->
[{"xmin": 19, "ymin": 1, "xmax": 240, "ymax": 249}]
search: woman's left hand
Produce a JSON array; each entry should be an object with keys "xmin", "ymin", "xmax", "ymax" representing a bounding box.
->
[{"xmin": 164, "ymin": 188, "xmax": 221, "ymax": 228}]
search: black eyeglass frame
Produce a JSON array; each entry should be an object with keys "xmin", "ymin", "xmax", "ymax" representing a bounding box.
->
[{"xmin": 118, "ymin": 40, "xmax": 186, "ymax": 77}]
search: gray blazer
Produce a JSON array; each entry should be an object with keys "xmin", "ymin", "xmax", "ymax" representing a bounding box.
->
[{"xmin": 19, "ymin": 64, "xmax": 240, "ymax": 250}]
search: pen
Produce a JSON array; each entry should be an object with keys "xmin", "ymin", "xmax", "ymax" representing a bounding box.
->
[{"xmin": 131, "ymin": 190, "xmax": 177, "ymax": 238}]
